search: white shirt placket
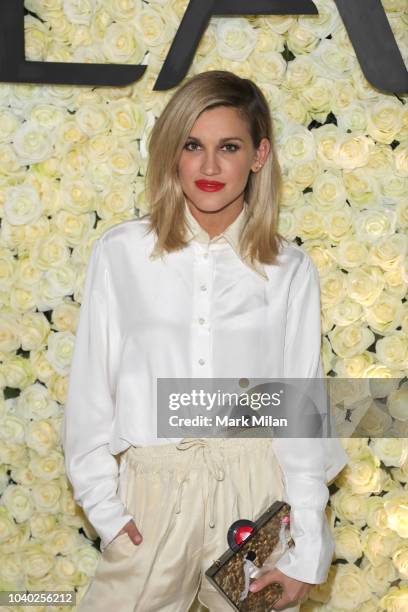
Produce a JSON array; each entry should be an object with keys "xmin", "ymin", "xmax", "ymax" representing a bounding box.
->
[{"xmin": 192, "ymin": 242, "xmax": 212, "ymax": 378}]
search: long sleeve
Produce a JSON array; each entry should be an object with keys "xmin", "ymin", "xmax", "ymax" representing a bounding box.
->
[
  {"xmin": 272, "ymin": 252, "xmax": 348, "ymax": 584},
  {"xmin": 61, "ymin": 236, "xmax": 134, "ymax": 552}
]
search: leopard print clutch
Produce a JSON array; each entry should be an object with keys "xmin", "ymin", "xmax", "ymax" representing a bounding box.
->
[{"xmin": 205, "ymin": 501, "xmax": 294, "ymax": 612}]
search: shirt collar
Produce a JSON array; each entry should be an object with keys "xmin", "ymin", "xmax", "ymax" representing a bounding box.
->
[{"xmin": 184, "ymin": 200, "xmax": 268, "ymax": 281}]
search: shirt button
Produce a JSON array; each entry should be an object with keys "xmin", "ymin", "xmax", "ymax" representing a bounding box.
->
[
  {"xmin": 198, "ymin": 358, "xmax": 206, "ymax": 365},
  {"xmin": 200, "ymin": 284, "xmax": 207, "ymax": 292},
  {"xmin": 199, "ymin": 317, "xmax": 205, "ymax": 325}
]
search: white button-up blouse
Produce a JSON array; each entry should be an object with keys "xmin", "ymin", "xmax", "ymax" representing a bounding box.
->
[{"xmin": 61, "ymin": 207, "xmax": 349, "ymax": 584}]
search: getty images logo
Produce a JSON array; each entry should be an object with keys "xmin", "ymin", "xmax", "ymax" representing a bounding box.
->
[{"xmin": 0, "ymin": 0, "xmax": 407, "ymax": 93}]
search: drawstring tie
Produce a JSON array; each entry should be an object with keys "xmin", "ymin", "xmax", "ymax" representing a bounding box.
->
[{"xmin": 174, "ymin": 438, "xmax": 225, "ymax": 528}]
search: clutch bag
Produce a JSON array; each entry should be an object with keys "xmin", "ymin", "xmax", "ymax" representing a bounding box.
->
[{"xmin": 205, "ymin": 500, "xmax": 294, "ymax": 612}]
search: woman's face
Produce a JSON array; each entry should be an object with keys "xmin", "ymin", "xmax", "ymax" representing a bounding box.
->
[{"xmin": 177, "ymin": 105, "xmax": 269, "ymax": 214}]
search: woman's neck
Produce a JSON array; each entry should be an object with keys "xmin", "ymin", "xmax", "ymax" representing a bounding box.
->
[{"xmin": 187, "ymin": 198, "xmax": 245, "ymax": 238}]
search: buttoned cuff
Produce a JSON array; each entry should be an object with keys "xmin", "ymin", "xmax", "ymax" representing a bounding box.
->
[{"xmin": 274, "ymin": 507, "xmax": 335, "ymax": 584}]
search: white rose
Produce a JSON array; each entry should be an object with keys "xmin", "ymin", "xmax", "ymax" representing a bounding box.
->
[
  {"xmin": 29, "ymin": 450, "xmax": 64, "ymax": 481},
  {"xmin": 329, "ymin": 563, "xmax": 371, "ymax": 609},
  {"xmin": 346, "ymin": 266, "xmax": 384, "ymax": 306},
  {"xmin": 334, "ymin": 134, "xmax": 375, "ymax": 170},
  {"xmin": 394, "ymin": 143, "xmax": 408, "ymax": 177},
  {"xmin": 75, "ymin": 103, "xmax": 111, "ymax": 137},
  {"xmin": 360, "ymin": 556, "xmax": 398, "ymax": 597},
  {"xmin": 60, "ymin": 176, "xmax": 96, "ymax": 214},
  {"xmin": 99, "ymin": 183, "xmax": 133, "ymax": 219},
  {"xmin": 280, "ymin": 125, "xmax": 316, "ymax": 169},
  {"xmin": 366, "ymin": 496, "xmax": 392, "ymax": 535},
  {"xmin": 30, "ymin": 104, "xmax": 66, "ymax": 131},
  {"xmin": 4, "ymin": 185, "xmax": 42, "ymax": 226},
  {"xmin": 376, "ymin": 332, "xmax": 408, "ymax": 372},
  {"xmin": 45, "ymin": 331, "xmax": 75, "ymax": 376},
  {"xmin": 364, "ymin": 291, "xmax": 403, "ymax": 334},
  {"xmin": 333, "ymin": 238, "xmax": 369, "ymax": 269},
  {"xmin": 337, "ymin": 101, "xmax": 368, "ymax": 133},
  {"xmin": 367, "ymin": 99, "xmax": 404, "ymax": 144},
  {"xmin": 286, "ymin": 23, "xmax": 319, "ymax": 55},
  {"xmin": 312, "ymin": 39, "xmax": 355, "ymax": 79},
  {"xmin": 24, "ymin": 15, "xmax": 50, "ymax": 61},
  {"xmin": 300, "ymin": 77, "xmax": 334, "ymax": 122},
  {"xmin": 0, "ymin": 144, "xmax": 25, "ymax": 177},
  {"xmin": 354, "ymin": 400, "xmax": 393, "ymax": 438},
  {"xmin": 313, "ymin": 124, "xmax": 341, "ymax": 168},
  {"xmin": 102, "ymin": 22, "xmax": 144, "ymax": 63},
  {"xmin": 311, "ymin": 170, "xmax": 347, "ymax": 211},
  {"xmin": 1, "ymin": 355, "xmax": 35, "ymax": 389},
  {"xmin": 320, "ymin": 270, "xmax": 346, "ymax": 308},
  {"xmin": 0, "ymin": 312, "xmax": 20, "ymax": 352},
  {"xmin": 287, "ymin": 160, "xmax": 321, "ymax": 190},
  {"xmin": 108, "ymin": 99, "xmax": 147, "ymax": 138},
  {"xmin": 362, "ymin": 526, "xmax": 401, "ymax": 566},
  {"xmin": 52, "ymin": 210, "xmax": 95, "ymax": 247},
  {"xmin": 343, "ymin": 168, "xmax": 380, "ymax": 209},
  {"xmin": 326, "ymin": 298, "xmax": 363, "ymax": 326},
  {"xmin": 368, "ymin": 233, "xmax": 407, "ymax": 271},
  {"xmin": 328, "ymin": 323, "xmax": 376, "ymax": 359},
  {"xmin": 0, "ymin": 109, "xmax": 21, "ymax": 144},
  {"xmin": 365, "ymin": 144, "xmax": 394, "ymax": 178},
  {"xmin": 387, "ymin": 383, "xmax": 408, "ymax": 421},
  {"xmin": 324, "ymin": 206, "xmax": 353, "ymax": 243},
  {"xmin": 380, "ymin": 583, "xmax": 408, "ymax": 612},
  {"xmin": 298, "ymin": 0, "xmax": 341, "ymax": 38},
  {"xmin": 280, "ymin": 92, "xmax": 310, "ymax": 125},
  {"xmin": 63, "ymin": 0, "xmax": 95, "ymax": 25},
  {"xmin": 26, "ymin": 419, "xmax": 58, "ymax": 457},
  {"xmin": 333, "ymin": 522, "xmax": 362, "ymax": 562},
  {"xmin": 1, "ymin": 485, "xmax": 34, "ymax": 523},
  {"xmin": 370, "ymin": 439, "xmax": 408, "ymax": 468},
  {"xmin": 392, "ymin": 544, "xmax": 408, "ymax": 579},
  {"xmin": 292, "ymin": 204, "xmax": 324, "ymax": 240},
  {"xmin": 108, "ymin": 143, "xmax": 140, "ymax": 176},
  {"xmin": 355, "ymin": 208, "xmax": 397, "ymax": 243},
  {"xmin": 330, "ymin": 488, "xmax": 369, "ymax": 527},
  {"xmin": 16, "ymin": 383, "xmax": 58, "ymax": 421},
  {"xmin": 137, "ymin": 6, "xmax": 175, "ymax": 48},
  {"xmin": 216, "ymin": 18, "xmax": 257, "ymax": 61},
  {"xmin": 30, "ymin": 235, "xmax": 70, "ymax": 272},
  {"xmin": 0, "ymin": 415, "xmax": 25, "ymax": 444},
  {"xmin": 74, "ymin": 542, "xmax": 100, "ymax": 577},
  {"xmin": 380, "ymin": 175, "xmax": 408, "ymax": 204},
  {"xmin": 100, "ymin": 0, "xmax": 139, "ymax": 21},
  {"xmin": 251, "ymin": 51, "xmax": 286, "ymax": 85},
  {"xmin": 12, "ymin": 121, "xmax": 54, "ymax": 164},
  {"xmin": 20, "ymin": 312, "xmax": 50, "ymax": 353},
  {"xmin": 383, "ymin": 489, "xmax": 408, "ymax": 538},
  {"xmin": 333, "ymin": 352, "xmax": 375, "ymax": 378}
]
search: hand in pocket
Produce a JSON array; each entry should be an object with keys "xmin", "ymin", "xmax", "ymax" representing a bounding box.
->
[{"xmin": 114, "ymin": 519, "xmax": 143, "ymax": 545}]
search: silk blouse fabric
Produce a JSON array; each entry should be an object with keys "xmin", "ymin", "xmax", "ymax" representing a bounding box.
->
[{"xmin": 62, "ymin": 202, "xmax": 349, "ymax": 584}]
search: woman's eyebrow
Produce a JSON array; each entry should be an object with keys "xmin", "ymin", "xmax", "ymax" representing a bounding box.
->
[{"xmin": 186, "ymin": 136, "xmax": 244, "ymax": 143}]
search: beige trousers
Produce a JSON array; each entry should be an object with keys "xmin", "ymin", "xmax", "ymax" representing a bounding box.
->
[{"xmin": 77, "ymin": 437, "xmax": 300, "ymax": 612}]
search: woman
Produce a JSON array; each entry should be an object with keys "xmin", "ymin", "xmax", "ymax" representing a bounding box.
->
[{"xmin": 62, "ymin": 70, "xmax": 348, "ymax": 612}]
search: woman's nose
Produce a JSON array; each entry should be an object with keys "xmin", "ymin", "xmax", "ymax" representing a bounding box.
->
[{"xmin": 201, "ymin": 151, "xmax": 221, "ymax": 175}]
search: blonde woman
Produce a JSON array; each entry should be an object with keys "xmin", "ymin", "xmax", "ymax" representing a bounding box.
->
[{"xmin": 62, "ymin": 70, "xmax": 348, "ymax": 612}]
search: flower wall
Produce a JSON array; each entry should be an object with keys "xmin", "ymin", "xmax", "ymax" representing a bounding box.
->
[{"xmin": 0, "ymin": 0, "xmax": 407, "ymax": 610}]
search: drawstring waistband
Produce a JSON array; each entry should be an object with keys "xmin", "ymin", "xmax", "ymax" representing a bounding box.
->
[{"xmin": 174, "ymin": 438, "xmax": 225, "ymax": 528}]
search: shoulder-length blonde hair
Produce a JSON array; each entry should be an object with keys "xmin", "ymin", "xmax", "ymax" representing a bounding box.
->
[{"xmin": 144, "ymin": 70, "xmax": 285, "ymax": 266}]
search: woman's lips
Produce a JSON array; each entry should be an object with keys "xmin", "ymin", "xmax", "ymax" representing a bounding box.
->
[{"xmin": 195, "ymin": 180, "xmax": 225, "ymax": 192}]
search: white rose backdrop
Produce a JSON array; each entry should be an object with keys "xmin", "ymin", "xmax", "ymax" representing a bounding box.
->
[{"xmin": 0, "ymin": 0, "xmax": 406, "ymax": 610}]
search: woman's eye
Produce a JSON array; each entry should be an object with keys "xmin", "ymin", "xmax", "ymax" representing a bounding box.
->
[
  {"xmin": 184, "ymin": 142, "xmax": 199, "ymax": 151},
  {"xmin": 183, "ymin": 142, "xmax": 239, "ymax": 152},
  {"xmin": 223, "ymin": 143, "xmax": 239, "ymax": 152}
]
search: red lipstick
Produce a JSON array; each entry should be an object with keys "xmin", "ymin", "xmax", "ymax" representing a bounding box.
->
[{"xmin": 195, "ymin": 180, "xmax": 225, "ymax": 192}]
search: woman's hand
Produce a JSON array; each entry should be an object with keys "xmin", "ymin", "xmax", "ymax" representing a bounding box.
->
[
  {"xmin": 114, "ymin": 519, "xmax": 143, "ymax": 546},
  {"xmin": 249, "ymin": 567, "xmax": 313, "ymax": 610}
]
